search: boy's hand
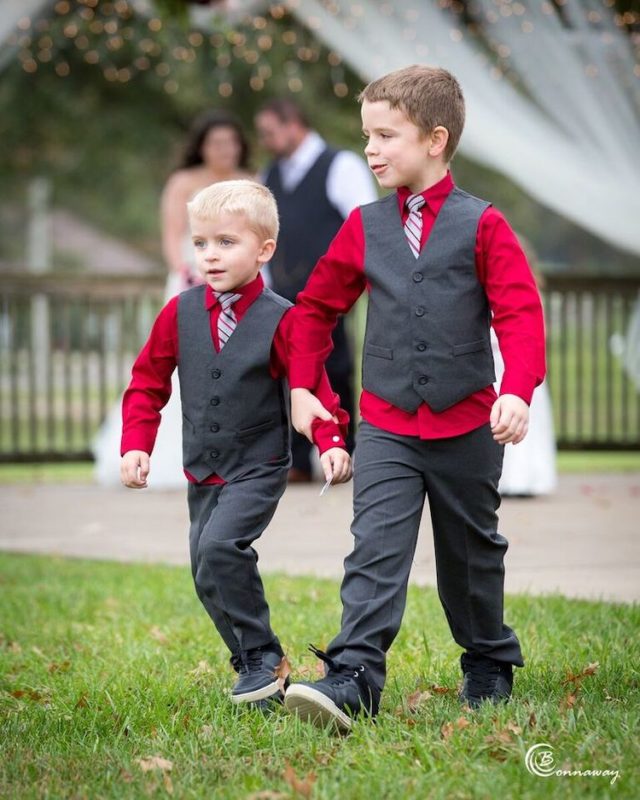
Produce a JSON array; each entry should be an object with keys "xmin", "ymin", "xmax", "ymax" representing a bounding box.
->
[
  {"xmin": 121, "ymin": 450, "xmax": 150, "ymax": 488},
  {"xmin": 490, "ymin": 394, "xmax": 529, "ymax": 444},
  {"xmin": 291, "ymin": 387, "xmax": 333, "ymax": 442},
  {"xmin": 320, "ymin": 447, "xmax": 352, "ymax": 484}
]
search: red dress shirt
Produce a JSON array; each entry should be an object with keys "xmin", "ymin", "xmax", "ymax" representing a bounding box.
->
[
  {"xmin": 288, "ymin": 172, "xmax": 546, "ymax": 439},
  {"xmin": 121, "ymin": 273, "xmax": 348, "ymax": 483}
]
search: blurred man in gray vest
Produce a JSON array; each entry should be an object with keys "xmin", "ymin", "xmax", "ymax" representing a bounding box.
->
[{"xmin": 256, "ymin": 98, "xmax": 378, "ymax": 482}]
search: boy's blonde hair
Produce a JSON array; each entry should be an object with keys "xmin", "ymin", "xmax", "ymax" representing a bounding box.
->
[
  {"xmin": 359, "ymin": 65, "xmax": 465, "ymax": 162},
  {"xmin": 187, "ymin": 179, "xmax": 279, "ymax": 241}
]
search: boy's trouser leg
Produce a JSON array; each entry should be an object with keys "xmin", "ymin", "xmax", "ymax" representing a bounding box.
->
[
  {"xmin": 187, "ymin": 463, "xmax": 288, "ymax": 655},
  {"xmin": 326, "ymin": 422, "xmax": 427, "ymax": 690},
  {"xmin": 424, "ymin": 423, "xmax": 524, "ymax": 667}
]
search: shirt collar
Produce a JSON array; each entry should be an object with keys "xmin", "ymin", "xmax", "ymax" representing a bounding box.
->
[
  {"xmin": 282, "ymin": 130, "xmax": 325, "ymax": 172},
  {"xmin": 397, "ymin": 170, "xmax": 454, "ymax": 215},
  {"xmin": 204, "ymin": 272, "xmax": 265, "ymax": 312}
]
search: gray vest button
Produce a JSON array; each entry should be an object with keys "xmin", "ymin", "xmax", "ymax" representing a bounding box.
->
[
  {"xmin": 211, "ymin": 369, "xmax": 221, "ymax": 379},
  {"xmin": 418, "ymin": 375, "xmax": 429, "ymax": 385},
  {"xmin": 415, "ymin": 306, "xmax": 425, "ymax": 317},
  {"xmin": 210, "ymin": 423, "xmax": 220, "ymax": 432},
  {"xmin": 210, "ymin": 397, "xmax": 220, "ymax": 406},
  {"xmin": 413, "ymin": 272, "xmax": 423, "ymax": 283},
  {"xmin": 209, "ymin": 450, "xmax": 219, "ymax": 459},
  {"xmin": 416, "ymin": 341, "xmax": 427, "ymax": 352}
]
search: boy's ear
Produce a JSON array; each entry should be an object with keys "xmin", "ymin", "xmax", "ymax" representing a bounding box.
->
[
  {"xmin": 428, "ymin": 126, "xmax": 449, "ymax": 159},
  {"xmin": 258, "ymin": 238, "xmax": 277, "ymax": 263}
]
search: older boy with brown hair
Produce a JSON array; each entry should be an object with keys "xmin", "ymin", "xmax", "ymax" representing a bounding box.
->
[
  {"xmin": 283, "ymin": 66, "xmax": 546, "ymax": 731},
  {"xmin": 121, "ymin": 180, "xmax": 351, "ymax": 709}
]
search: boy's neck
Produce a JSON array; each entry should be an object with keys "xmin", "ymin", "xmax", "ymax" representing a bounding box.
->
[{"xmin": 406, "ymin": 163, "xmax": 449, "ymax": 196}]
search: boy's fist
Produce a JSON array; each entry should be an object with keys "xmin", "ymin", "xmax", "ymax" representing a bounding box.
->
[
  {"xmin": 320, "ymin": 447, "xmax": 352, "ymax": 485},
  {"xmin": 121, "ymin": 450, "xmax": 150, "ymax": 488},
  {"xmin": 291, "ymin": 387, "xmax": 333, "ymax": 441},
  {"xmin": 490, "ymin": 394, "xmax": 529, "ymax": 444}
]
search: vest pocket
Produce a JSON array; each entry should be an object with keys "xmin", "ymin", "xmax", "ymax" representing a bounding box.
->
[
  {"xmin": 236, "ymin": 419, "xmax": 276, "ymax": 439},
  {"xmin": 182, "ymin": 414, "xmax": 196, "ymax": 435},
  {"xmin": 453, "ymin": 339, "xmax": 488, "ymax": 356},
  {"xmin": 365, "ymin": 344, "xmax": 393, "ymax": 360}
]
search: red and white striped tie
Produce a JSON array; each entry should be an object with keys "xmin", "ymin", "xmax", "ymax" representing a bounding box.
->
[
  {"xmin": 216, "ymin": 291, "xmax": 242, "ymax": 348},
  {"xmin": 404, "ymin": 193, "xmax": 425, "ymax": 259}
]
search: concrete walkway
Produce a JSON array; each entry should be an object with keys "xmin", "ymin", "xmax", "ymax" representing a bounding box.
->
[{"xmin": 1, "ymin": 473, "xmax": 638, "ymax": 603}]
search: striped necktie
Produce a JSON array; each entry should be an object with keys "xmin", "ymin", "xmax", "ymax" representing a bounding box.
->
[
  {"xmin": 216, "ymin": 291, "xmax": 242, "ymax": 348},
  {"xmin": 404, "ymin": 193, "xmax": 426, "ymax": 259}
]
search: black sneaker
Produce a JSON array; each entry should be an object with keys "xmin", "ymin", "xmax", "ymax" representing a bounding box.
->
[
  {"xmin": 458, "ymin": 652, "xmax": 513, "ymax": 709},
  {"xmin": 230, "ymin": 646, "xmax": 287, "ymax": 705},
  {"xmin": 284, "ymin": 645, "xmax": 380, "ymax": 733}
]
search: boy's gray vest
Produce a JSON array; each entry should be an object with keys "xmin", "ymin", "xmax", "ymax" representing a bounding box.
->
[
  {"xmin": 361, "ymin": 187, "xmax": 495, "ymax": 413},
  {"xmin": 177, "ymin": 285, "xmax": 291, "ymax": 481}
]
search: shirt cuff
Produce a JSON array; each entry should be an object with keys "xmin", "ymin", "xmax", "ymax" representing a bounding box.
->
[
  {"xmin": 499, "ymin": 373, "xmax": 541, "ymax": 406},
  {"xmin": 120, "ymin": 430, "xmax": 156, "ymax": 457},
  {"xmin": 310, "ymin": 408, "xmax": 349, "ymax": 455}
]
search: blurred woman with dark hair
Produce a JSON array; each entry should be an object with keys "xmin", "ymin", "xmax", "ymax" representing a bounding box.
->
[{"xmin": 161, "ymin": 110, "xmax": 253, "ymax": 295}]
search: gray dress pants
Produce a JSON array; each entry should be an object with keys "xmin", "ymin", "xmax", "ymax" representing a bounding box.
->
[
  {"xmin": 327, "ymin": 421, "xmax": 524, "ymax": 691},
  {"xmin": 187, "ymin": 462, "xmax": 288, "ymax": 657}
]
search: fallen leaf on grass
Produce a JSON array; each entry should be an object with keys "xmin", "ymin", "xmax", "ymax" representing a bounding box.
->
[
  {"xmin": 283, "ymin": 762, "xmax": 316, "ymax": 798},
  {"xmin": 505, "ymin": 722, "xmax": 522, "ymax": 736},
  {"xmin": 199, "ymin": 724, "xmax": 214, "ymax": 738},
  {"xmin": 430, "ymin": 685, "xmax": 452, "ymax": 695},
  {"xmin": 528, "ymin": 711, "xmax": 537, "ymax": 728},
  {"xmin": 10, "ymin": 689, "xmax": 48, "ymax": 703},
  {"xmin": 560, "ymin": 690, "xmax": 579, "ymax": 712},
  {"xmin": 561, "ymin": 662, "xmax": 599, "ymax": 686},
  {"xmin": 119, "ymin": 769, "xmax": 134, "ymax": 783},
  {"xmin": 441, "ymin": 717, "xmax": 471, "ymax": 739},
  {"xmin": 48, "ymin": 661, "xmax": 71, "ymax": 674},
  {"xmin": 7, "ymin": 641, "xmax": 22, "ymax": 654},
  {"xmin": 136, "ymin": 756, "xmax": 173, "ymax": 773},
  {"xmin": 75, "ymin": 693, "xmax": 89, "ymax": 709},
  {"xmin": 405, "ymin": 690, "xmax": 433, "ymax": 713},
  {"xmin": 274, "ymin": 656, "xmax": 292, "ymax": 694},
  {"xmin": 246, "ymin": 792, "xmax": 289, "ymax": 800},
  {"xmin": 163, "ymin": 773, "xmax": 174, "ymax": 795},
  {"xmin": 149, "ymin": 627, "xmax": 169, "ymax": 645}
]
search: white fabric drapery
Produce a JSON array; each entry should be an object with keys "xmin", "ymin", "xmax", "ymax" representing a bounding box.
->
[
  {"xmin": 287, "ymin": 0, "xmax": 640, "ymax": 257},
  {"xmin": 2, "ymin": 1, "xmax": 638, "ymax": 256}
]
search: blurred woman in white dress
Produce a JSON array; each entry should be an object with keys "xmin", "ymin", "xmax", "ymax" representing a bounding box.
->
[
  {"xmin": 492, "ymin": 242, "xmax": 557, "ymax": 497},
  {"xmin": 94, "ymin": 110, "xmax": 253, "ymax": 487}
]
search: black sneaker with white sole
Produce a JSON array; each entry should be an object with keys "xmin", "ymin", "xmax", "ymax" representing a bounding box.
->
[
  {"xmin": 458, "ymin": 652, "xmax": 513, "ymax": 709},
  {"xmin": 230, "ymin": 646, "xmax": 287, "ymax": 705},
  {"xmin": 284, "ymin": 645, "xmax": 380, "ymax": 733}
]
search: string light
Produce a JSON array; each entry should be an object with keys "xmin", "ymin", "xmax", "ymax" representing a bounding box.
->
[{"xmin": 17, "ymin": 0, "xmax": 632, "ymax": 104}]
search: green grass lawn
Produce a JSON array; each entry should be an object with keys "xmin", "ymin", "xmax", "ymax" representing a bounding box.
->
[{"xmin": 1, "ymin": 554, "xmax": 637, "ymax": 799}]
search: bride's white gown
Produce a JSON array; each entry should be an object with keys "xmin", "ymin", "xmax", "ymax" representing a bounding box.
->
[
  {"xmin": 93, "ymin": 269, "xmax": 190, "ymax": 489},
  {"xmin": 491, "ymin": 328, "xmax": 557, "ymax": 496}
]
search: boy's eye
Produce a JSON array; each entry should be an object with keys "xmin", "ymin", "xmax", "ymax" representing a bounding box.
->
[
  {"xmin": 220, "ymin": 238, "xmax": 234, "ymax": 246},
  {"xmin": 193, "ymin": 240, "xmax": 206, "ymax": 249}
]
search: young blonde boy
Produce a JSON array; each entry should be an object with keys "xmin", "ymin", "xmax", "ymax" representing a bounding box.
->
[
  {"xmin": 283, "ymin": 66, "xmax": 546, "ymax": 730},
  {"xmin": 121, "ymin": 180, "xmax": 351, "ymax": 707}
]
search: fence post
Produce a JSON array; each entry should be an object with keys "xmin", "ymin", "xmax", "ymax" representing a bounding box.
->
[{"xmin": 27, "ymin": 177, "xmax": 51, "ymax": 397}]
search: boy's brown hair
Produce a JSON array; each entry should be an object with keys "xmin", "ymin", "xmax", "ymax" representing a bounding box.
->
[{"xmin": 358, "ymin": 65, "xmax": 465, "ymax": 162}]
